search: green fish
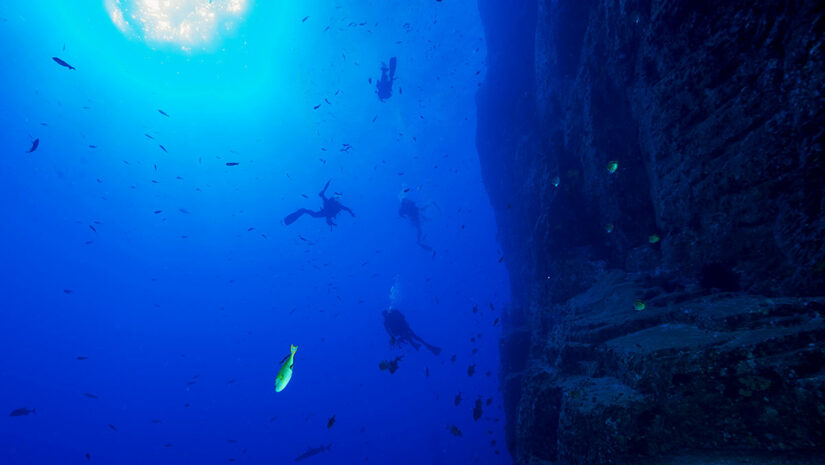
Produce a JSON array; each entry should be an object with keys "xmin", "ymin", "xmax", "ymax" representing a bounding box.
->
[
  {"xmin": 634, "ymin": 299, "xmax": 646, "ymax": 311},
  {"xmin": 649, "ymin": 234, "xmax": 660, "ymax": 244},
  {"xmin": 606, "ymin": 161, "xmax": 619, "ymax": 173},
  {"xmin": 275, "ymin": 345, "xmax": 297, "ymax": 392},
  {"xmin": 605, "ymin": 223, "xmax": 614, "ymax": 233}
]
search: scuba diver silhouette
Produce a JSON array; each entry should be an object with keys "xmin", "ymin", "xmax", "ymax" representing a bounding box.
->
[
  {"xmin": 399, "ymin": 197, "xmax": 441, "ymax": 251},
  {"xmin": 382, "ymin": 309, "xmax": 442, "ymax": 355},
  {"xmin": 376, "ymin": 57, "xmax": 397, "ymax": 102},
  {"xmin": 398, "ymin": 198, "xmax": 433, "ymax": 251},
  {"xmin": 284, "ymin": 180, "xmax": 355, "ymax": 227}
]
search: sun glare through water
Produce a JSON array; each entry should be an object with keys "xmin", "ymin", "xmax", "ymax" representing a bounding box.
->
[{"xmin": 105, "ymin": 0, "xmax": 250, "ymax": 51}]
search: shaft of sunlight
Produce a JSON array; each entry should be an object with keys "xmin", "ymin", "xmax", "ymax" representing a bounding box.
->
[{"xmin": 105, "ymin": 0, "xmax": 250, "ymax": 51}]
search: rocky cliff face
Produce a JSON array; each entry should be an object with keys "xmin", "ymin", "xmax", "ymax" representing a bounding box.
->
[{"xmin": 476, "ymin": 1, "xmax": 825, "ymax": 464}]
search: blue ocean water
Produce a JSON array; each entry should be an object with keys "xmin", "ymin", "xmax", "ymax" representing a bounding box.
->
[{"xmin": 0, "ymin": 1, "xmax": 510, "ymax": 464}]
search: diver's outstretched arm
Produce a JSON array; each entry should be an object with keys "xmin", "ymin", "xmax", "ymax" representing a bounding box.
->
[
  {"xmin": 319, "ymin": 180, "xmax": 332, "ymax": 199},
  {"xmin": 341, "ymin": 205, "xmax": 356, "ymax": 217}
]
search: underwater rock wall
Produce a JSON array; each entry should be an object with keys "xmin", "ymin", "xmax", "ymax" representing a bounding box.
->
[{"xmin": 476, "ymin": 0, "xmax": 825, "ymax": 463}]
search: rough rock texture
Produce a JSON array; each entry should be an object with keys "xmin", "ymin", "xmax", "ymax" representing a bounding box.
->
[{"xmin": 475, "ymin": 0, "xmax": 825, "ymax": 464}]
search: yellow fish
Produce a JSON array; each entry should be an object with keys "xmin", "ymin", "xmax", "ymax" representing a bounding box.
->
[{"xmin": 275, "ymin": 345, "xmax": 297, "ymax": 392}]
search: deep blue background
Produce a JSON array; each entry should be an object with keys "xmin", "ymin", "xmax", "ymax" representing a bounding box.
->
[{"xmin": 0, "ymin": 1, "xmax": 511, "ymax": 464}]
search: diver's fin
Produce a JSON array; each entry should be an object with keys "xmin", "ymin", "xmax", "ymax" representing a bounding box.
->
[
  {"xmin": 425, "ymin": 343, "xmax": 442, "ymax": 356},
  {"xmin": 284, "ymin": 210, "xmax": 305, "ymax": 225}
]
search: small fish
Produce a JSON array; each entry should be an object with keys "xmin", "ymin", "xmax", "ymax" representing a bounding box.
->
[
  {"xmin": 473, "ymin": 397, "xmax": 483, "ymax": 421},
  {"xmin": 76, "ymin": 356, "xmax": 89, "ymax": 360},
  {"xmin": 164, "ymin": 443, "xmax": 173, "ymax": 448},
  {"xmin": 85, "ymin": 452, "xmax": 90, "ymax": 461},
  {"xmin": 454, "ymin": 392, "xmax": 462, "ymax": 406},
  {"xmin": 9, "ymin": 407, "xmax": 35, "ymax": 416},
  {"xmin": 226, "ymin": 162, "xmax": 239, "ymax": 166},
  {"xmin": 108, "ymin": 424, "xmax": 118, "ymax": 432},
  {"xmin": 26, "ymin": 138, "xmax": 40, "ymax": 153},
  {"xmin": 89, "ymin": 225, "xmax": 96, "ymax": 233},
  {"xmin": 467, "ymin": 364, "xmax": 476, "ymax": 377},
  {"xmin": 605, "ymin": 223, "xmax": 614, "ymax": 233},
  {"xmin": 648, "ymin": 234, "xmax": 660, "ymax": 244},
  {"xmin": 294, "ymin": 444, "xmax": 331, "ymax": 462},
  {"xmin": 634, "ymin": 299, "xmax": 646, "ymax": 311},
  {"xmin": 52, "ymin": 57, "xmax": 76, "ymax": 70},
  {"xmin": 606, "ymin": 161, "xmax": 619, "ymax": 173},
  {"xmin": 151, "ymin": 419, "xmax": 162, "ymax": 424},
  {"xmin": 552, "ymin": 176, "xmax": 560, "ymax": 187},
  {"xmin": 84, "ymin": 393, "xmax": 99, "ymax": 399},
  {"xmin": 327, "ymin": 415, "xmax": 335, "ymax": 429},
  {"xmin": 275, "ymin": 345, "xmax": 298, "ymax": 392},
  {"xmin": 145, "ymin": 134, "xmax": 154, "ymax": 139},
  {"xmin": 159, "ymin": 144, "xmax": 167, "ymax": 153},
  {"xmin": 63, "ymin": 289, "xmax": 73, "ymax": 294},
  {"xmin": 158, "ymin": 109, "xmax": 169, "ymax": 117},
  {"xmin": 178, "ymin": 208, "xmax": 190, "ymax": 214},
  {"xmin": 153, "ymin": 210, "xmax": 163, "ymax": 214},
  {"xmin": 88, "ymin": 145, "xmax": 97, "ymax": 149},
  {"xmin": 302, "ymin": 16, "xmax": 309, "ymax": 22},
  {"xmin": 247, "ymin": 227, "xmax": 255, "ymax": 232},
  {"xmin": 448, "ymin": 424, "xmax": 463, "ymax": 437}
]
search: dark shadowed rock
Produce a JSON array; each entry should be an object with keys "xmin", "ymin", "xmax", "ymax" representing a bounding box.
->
[{"xmin": 476, "ymin": 0, "xmax": 825, "ymax": 464}]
